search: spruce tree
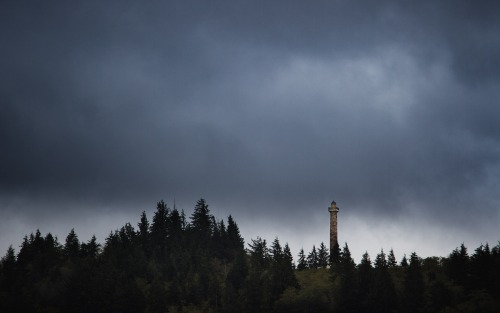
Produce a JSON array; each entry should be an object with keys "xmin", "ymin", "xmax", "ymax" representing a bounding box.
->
[
  {"xmin": 64, "ymin": 228, "xmax": 80, "ymax": 259},
  {"xmin": 151, "ymin": 200, "xmax": 169, "ymax": 258},
  {"xmin": 244, "ymin": 237, "xmax": 271, "ymax": 312},
  {"xmin": 307, "ymin": 245, "xmax": 319, "ymax": 269},
  {"xmin": 247, "ymin": 237, "xmax": 270, "ymax": 271},
  {"xmin": 283, "ymin": 243, "xmax": 298, "ymax": 286},
  {"xmin": 136, "ymin": 211, "xmax": 151, "ymax": 257},
  {"xmin": 297, "ymin": 248, "xmax": 307, "ymax": 270},
  {"xmin": 388, "ymin": 248, "xmax": 397, "ymax": 267},
  {"xmin": 446, "ymin": 243, "xmax": 469, "ymax": 286},
  {"xmin": 227, "ymin": 215, "xmax": 244, "ymax": 251},
  {"xmin": 81, "ymin": 235, "xmax": 100, "ymax": 258},
  {"xmin": 357, "ymin": 251, "xmax": 373, "ymax": 312},
  {"xmin": 372, "ymin": 249, "xmax": 397, "ymax": 313},
  {"xmin": 330, "ymin": 241, "xmax": 341, "ymax": 265},
  {"xmin": 401, "ymin": 254, "xmax": 409, "ymax": 267},
  {"xmin": 403, "ymin": 252, "xmax": 425, "ymax": 313},
  {"xmin": 317, "ymin": 242, "xmax": 329, "ymax": 268},
  {"xmin": 190, "ymin": 198, "xmax": 213, "ymax": 242}
]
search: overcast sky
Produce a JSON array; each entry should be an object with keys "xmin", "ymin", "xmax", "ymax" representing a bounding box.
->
[{"xmin": 1, "ymin": 0, "xmax": 500, "ymax": 262}]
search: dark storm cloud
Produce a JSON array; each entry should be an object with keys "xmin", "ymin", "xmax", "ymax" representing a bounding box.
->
[{"xmin": 1, "ymin": 0, "xmax": 500, "ymax": 245}]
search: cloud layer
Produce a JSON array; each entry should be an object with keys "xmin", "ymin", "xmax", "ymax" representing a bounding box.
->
[{"xmin": 1, "ymin": 1, "xmax": 500, "ymax": 258}]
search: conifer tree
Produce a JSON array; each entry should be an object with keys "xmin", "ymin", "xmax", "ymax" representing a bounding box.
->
[
  {"xmin": 401, "ymin": 254, "xmax": 409, "ymax": 267},
  {"xmin": 297, "ymin": 248, "xmax": 307, "ymax": 270},
  {"xmin": 137, "ymin": 211, "xmax": 150, "ymax": 244},
  {"xmin": 169, "ymin": 208, "xmax": 184, "ymax": 243},
  {"xmin": 227, "ymin": 215, "xmax": 244, "ymax": 251},
  {"xmin": 80, "ymin": 235, "xmax": 100, "ymax": 258},
  {"xmin": 336, "ymin": 243, "xmax": 357, "ymax": 313},
  {"xmin": 1, "ymin": 245, "xmax": 16, "ymax": 287},
  {"xmin": 64, "ymin": 228, "xmax": 80, "ymax": 259},
  {"xmin": 269, "ymin": 238, "xmax": 285, "ymax": 302},
  {"xmin": 403, "ymin": 252, "xmax": 425, "ymax": 313},
  {"xmin": 388, "ymin": 248, "xmax": 397, "ymax": 267},
  {"xmin": 151, "ymin": 200, "xmax": 169, "ymax": 258},
  {"xmin": 470, "ymin": 243, "xmax": 493, "ymax": 292},
  {"xmin": 247, "ymin": 237, "xmax": 270, "ymax": 270},
  {"xmin": 244, "ymin": 237, "xmax": 271, "ymax": 312},
  {"xmin": 357, "ymin": 251, "xmax": 373, "ymax": 312},
  {"xmin": 330, "ymin": 241, "xmax": 341, "ymax": 265},
  {"xmin": 372, "ymin": 249, "xmax": 397, "ymax": 313},
  {"xmin": 446, "ymin": 243, "xmax": 469, "ymax": 286},
  {"xmin": 317, "ymin": 242, "xmax": 329, "ymax": 268},
  {"xmin": 190, "ymin": 198, "xmax": 213, "ymax": 242},
  {"xmin": 307, "ymin": 245, "xmax": 319, "ymax": 269}
]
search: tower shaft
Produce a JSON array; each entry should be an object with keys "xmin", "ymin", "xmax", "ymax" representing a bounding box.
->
[{"xmin": 328, "ymin": 201, "xmax": 339, "ymax": 253}]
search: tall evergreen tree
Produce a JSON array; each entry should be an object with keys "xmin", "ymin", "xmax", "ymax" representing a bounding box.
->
[
  {"xmin": 317, "ymin": 242, "xmax": 329, "ymax": 268},
  {"xmin": 388, "ymin": 249, "xmax": 397, "ymax": 267},
  {"xmin": 356, "ymin": 251, "xmax": 374, "ymax": 312},
  {"xmin": 80, "ymin": 235, "xmax": 100, "ymax": 258},
  {"xmin": 247, "ymin": 237, "xmax": 270, "ymax": 271},
  {"xmin": 446, "ymin": 243, "xmax": 469, "ymax": 286},
  {"xmin": 190, "ymin": 198, "xmax": 213, "ymax": 242},
  {"xmin": 243, "ymin": 237, "xmax": 271, "ymax": 312},
  {"xmin": 64, "ymin": 228, "xmax": 80, "ymax": 259},
  {"xmin": 330, "ymin": 241, "xmax": 341, "ymax": 265},
  {"xmin": 297, "ymin": 248, "xmax": 307, "ymax": 271},
  {"xmin": 151, "ymin": 200, "xmax": 169, "ymax": 258},
  {"xmin": 371, "ymin": 249, "xmax": 397, "ymax": 313},
  {"xmin": 403, "ymin": 252, "xmax": 425, "ymax": 313},
  {"xmin": 336, "ymin": 243, "xmax": 357, "ymax": 313},
  {"xmin": 227, "ymin": 215, "xmax": 244, "ymax": 252},
  {"xmin": 307, "ymin": 245, "xmax": 319, "ymax": 269},
  {"xmin": 401, "ymin": 254, "xmax": 409, "ymax": 267},
  {"xmin": 470, "ymin": 243, "xmax": 494, "ymax": 292},
  {"xmin": 167, "ymin": 208, "xmax": 185, "ymax": 250},
  {"xmin": 0, "ymin": 245, "xmax": 17, "ymax": 298}
]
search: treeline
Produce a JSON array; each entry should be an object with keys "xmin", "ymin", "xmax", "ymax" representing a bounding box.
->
[
  {"xmin": 1, "ymin": 199, "xmax": 500, "ymax": 313},
  {"xmin": 277, "ymin": 242, "xmax": 500, "ymax": 313},
  {"xmin": 0, "ymin": 199, "xmax": 297, "ymax": 313}
]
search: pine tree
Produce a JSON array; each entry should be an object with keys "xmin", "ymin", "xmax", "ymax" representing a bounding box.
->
[
  {"xmin": 470, "ymin": 243, "xmax": 494, "ymax": 292},
  {"xmin": 357, "ymin": 251, "xmax": 373, "ymax": 312},
  {"xmin": 247, "ymin": 237, "xmax": 270, "ymax": 271},
  {"xmin": 283, "ymin": 243, "xmax": 298, "ymax": 287},
  {"xmin": 372, "ymin": 249, "xmax": 397, "ymax": 313},
  {"xmin": 190, "ymin": 198, "xmax": 213, "ymax": 242},
  {"xmin": 0, "ymin": 246, "xmax": 17, "ymax": 311},
  {"xmin": 330, "ymin": 241, "xmax": 341, "ymax": 265},
  {"xmin": 297, "ymin": 248, "xmax": 307, "ymax": 270},
  {"xmin": 269, "ymin": 238, "xmax": 285, "ymax": 302},
  {"xmin": 307, "ymin": 245, "xmax": 319, "ymax": 269},
  {"xmin": 401, "ymin": 254, "xmax": 409, "ymax": 267},
  {"xmin": 388, "ymin": 249, "xmax": 397, "ymax": 268},
  {"xmin": 227, "ymin": 215, "xmax": 244, "ymax": 252},
  {"xmin": 80, "ymin": 235, "xmax": 100, "ymax": 258},
  {"xmin": 169, "ymin": 208, "xmax": 184, "ymax": 242},
  {"xmin": 244, "ymin": 237, "xmax": 271, "ymax": 312},
  {"xmin": 446, "ymin": 243, "xmax": 469, "ymax": 286},
  {"xmin": 64, "ymin": 228, "xmax": 80, "ymax": 259},
  {"xmin": 151, "ymin": 200, "xmax": 169, "ymax": 258},
  {"xmin": 336, "ymin": 243, "xmax": 357, "ymax": 313},
  {"xmin": 211, "ymin": 219, "xmax": 227, "ymax": 259},
  {"xmin": 403, "ymin": 252, "xmax": 425, "ymax": 313},
  {"xmin": 317, "ymin": 242, "xmax": 329, "ymax": 268}
]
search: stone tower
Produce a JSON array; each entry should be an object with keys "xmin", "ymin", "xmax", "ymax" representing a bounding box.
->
[{"xmin": 328, "ymin": 200, "xmax": 339, "ymax": 253}]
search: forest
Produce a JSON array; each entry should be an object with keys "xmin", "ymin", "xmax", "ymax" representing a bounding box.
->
[{"xmin": 1, "ymin": 198, "xmax": 499, "ymax": 313}]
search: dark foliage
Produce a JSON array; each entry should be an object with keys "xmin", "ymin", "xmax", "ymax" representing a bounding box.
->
[{"xmin": 1, "ymin": 199, "xmax": 499, "ymax": 312}]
